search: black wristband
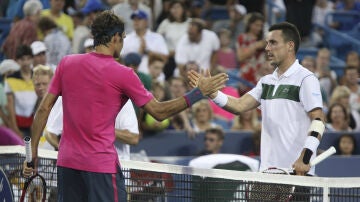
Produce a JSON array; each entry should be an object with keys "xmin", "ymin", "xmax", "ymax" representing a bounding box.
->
[{"xmin": 303, "ymin": 148, "xmax": 313, "ymax": 164}]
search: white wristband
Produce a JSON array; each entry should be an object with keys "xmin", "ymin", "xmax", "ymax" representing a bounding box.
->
[
  {"xmin": 211, "ymin": 91, "xmax": 228, "ymax": 107},
  {"xmin": 304, "ymin": 136, "xmax": 320, "ymax": 153},
  {"xmin": 308, "ymin": 119, "xmax": 325, "ymax": 137}
]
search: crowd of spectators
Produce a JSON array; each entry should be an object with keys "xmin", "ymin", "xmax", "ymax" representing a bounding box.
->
[{"xmin": 0, "ymin": 0, "xmax": 360, "ymax": 156}]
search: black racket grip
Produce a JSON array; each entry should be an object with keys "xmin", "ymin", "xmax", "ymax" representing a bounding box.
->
[{"xmin": 27, "ymin": 161, "xmax": 34, "ymax": 168}]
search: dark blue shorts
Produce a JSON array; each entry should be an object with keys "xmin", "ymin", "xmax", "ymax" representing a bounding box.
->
[{"xmin": 57, "ymin": 165, "xmax": 126, "ymax": 202}]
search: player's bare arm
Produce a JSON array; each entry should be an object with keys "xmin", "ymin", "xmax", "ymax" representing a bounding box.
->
[
  {"xmin": 188, "ymin": 70, "xmax": 260, "ymax": 114},
  {"xmin": 115, "ymin": 129, "xmax": 139, "ymax": 145},
  {"xmin": 144, "ymin": 72, "xmax": 228, "ymax": 121},
  {"xmin": 293, "ymin": 108, "xmax": 325, "ymax": 175},
  {"xmin": 44, "ymin": 130, "xmax": 60, "ymax": 150}
]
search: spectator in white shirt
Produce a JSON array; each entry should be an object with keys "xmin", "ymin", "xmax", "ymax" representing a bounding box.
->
[
  {"xmin": 120, "ymin": 10, "xmax": 169, "ymax": 75},
  {"xmin": 175, "ymin": 18, "xmax": 220, "ymax": 78}
]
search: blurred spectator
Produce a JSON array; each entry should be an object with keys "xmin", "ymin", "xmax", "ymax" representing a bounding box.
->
[
  {"xmin": 329, "ymin": 85, "xmax": 360, "ymax": 131},
  {"xmin": 312, "ymin": 0, "xmax": 334, "ymax": 26},
  {"xmin": 343, "ymin": 66, "xmax": 360, "ymax": 112},
  {"xmin": 112, "ymin": 0, "xmax": 152, "ymax": 33},
  {"xmin": 301, "ymin": 55, "xmax": 317, "ymax": 73},
  {"xmin": 71, "ymin": 12, "xmax": 91, "ymax": 54},
  {"xmin": 30, "ymin": 41, "xmax": 56, "ymax": 71},
  {"xmin": 231, "ymin": 109, "xmax": 261, "ymax": 132},
  {"xmin": 167, "ymin": 76, "xmax": 195, "ymax": 138},
  {"xmin": 326, "ymin": 103, "xmax": 352, "ymax": 132},
  {"xmin": 336, "ymin": 133, "xmax": 357, "ymax": 156},
  {"xmin": 333, "ymin": 0, "xmax": 360, "ymax": 30},
  {"xmin": 175, "ymin": 18, "xmax": 220, "ymax": 77},
  {"xmin": 346, "ymin": 51, "xmax": 360, "ymax": 70},
  {"xmin": 284, "ymin": 0, "xmax": 315, "ymax": 41},
  {"xmin": 140, "ymin": 81, "xmax": 170, "ymax": 135},
  {"xmin": 198, "ymin": 127, "xmax": 224, "ymax": 155},
  {"xmin": 4, "ymin": 45, "xmax": 37, "ymax": 137},
  {"xmin": 120, "ymin": 10, "xmax": 169, "ymax": 76},
  {"xmin": 2, "ymin": 0, "xmax": 42, "ymax": 59},
  {"xmin": 246, "ymin": 129, "xmax": 261, "ymax": 157},
  {"xmin": 148, "ymin": 55, "xmax": 166, "ymax": 84},
  {"xmin": 123, "ymin": 52, "xmax": 152, "ymax": 91},
  {"xmin": 38, "ymin": 16, "xmax": 72, "ymax": 65},
  {"xmin": 41, "ymin": 0, "xmax": 74, "ymax": 40},
  {"xmin": 212, "ymin": 4, "xmax": 247, "ymax": 48},
  {"xmin": 236, "ymin": 12, "xmax": 266, "ymax": 85},
  {"xmin": 191, "ymin": 99, "xmax": 219, "ymax": 133},
  {"xmin": 0, "ymin": 60, "xmax": 20, "ymax": 128},
  {"xmin": 4, "ymin": 0, "xmax": 50, "ymax": 20},
  {"xmin": 315, "ymin": 48, "xmax": 337, "ymax": 99},
  {"xmin": 156, "ymin": 0, "xmax": 190, "ymax": 80},
  {"xmin": 83, "ymin": 38, "xmax": 94, "ymax": 53},
  {"xmin": 214, "ymin": 28, "xmax": 237, "ymax": 71}
]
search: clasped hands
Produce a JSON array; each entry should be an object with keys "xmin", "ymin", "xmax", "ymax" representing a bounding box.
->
[{"xmin": 187, "ymin": 69, "xmax": 228, "ymax": 97}]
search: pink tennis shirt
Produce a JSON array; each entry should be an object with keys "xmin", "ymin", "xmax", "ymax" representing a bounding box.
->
[{"xmin": 48, "ymin": 52, "xmax": 153, "ymax": 173}]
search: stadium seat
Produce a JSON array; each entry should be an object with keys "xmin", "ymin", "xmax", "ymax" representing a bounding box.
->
[{"xmin": 325, "ymin": 11, "xmax": 360, "ymax": 31}]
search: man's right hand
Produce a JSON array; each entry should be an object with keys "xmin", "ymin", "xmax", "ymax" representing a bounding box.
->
[
  {"xmin": 22, "ymin": 160, "xmax": 35, "ymax": 177},
  {"xmin": 187, "ymin": 70, "xmax": 228, "ymax": 96}
]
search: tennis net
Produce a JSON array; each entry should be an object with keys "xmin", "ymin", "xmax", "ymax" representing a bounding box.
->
[{"xmin": 1, "ymin": 145, "xmax": 359, "ymax": 201}]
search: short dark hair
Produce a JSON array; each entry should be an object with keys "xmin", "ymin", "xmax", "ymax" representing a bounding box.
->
[
  {"xmin": 91, "ymin": 10, "xmax": 125, "ymax": 47},
  {"xmin": 15, "ymin": 45, "xmax": 33, "ymax": 59},
  {"xmin": 268, "ymin": 22, "xmax": 301, "ymax": 54},
  {"xmin": 205, "ymin": 127, "xmax": 224, "ymax": 141},
  {"xmin": 337, "ymin": 134, "xmax": 357, "ymax": 155},
  {"xmin": 38, "ymin": 16, "xmax": 58, "ymax": 33}
]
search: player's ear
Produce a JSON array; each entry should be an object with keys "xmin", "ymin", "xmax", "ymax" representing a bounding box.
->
[{"xmin": 288, "ymin": 41, "xmax": 294, "ymax": 52}]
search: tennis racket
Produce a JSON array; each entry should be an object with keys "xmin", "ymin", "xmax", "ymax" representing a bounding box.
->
[
  {"xmin": 246, "ymin": 146, "xmax": 336, "ymax": 201},
  {"xmin": 20, "ymin": 137, "xmax": 47, "ymax": 202}
]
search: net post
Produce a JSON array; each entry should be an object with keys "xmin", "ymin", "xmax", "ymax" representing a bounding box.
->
[{"xmin": 323, "ymin": 185, "xmax": 329, "ymax": 201}]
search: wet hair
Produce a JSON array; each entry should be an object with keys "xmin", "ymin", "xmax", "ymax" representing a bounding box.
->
[
  {"xmin": 269, "ymin": 21, "xmax": 301, "ymax": 54},
  {"xmin": 15, "ymin": 45, "xmax": 33, "ymax": 59},
  {"xmin": 91, "ymin": 10, "xmax": 125, "ymax": 47}
]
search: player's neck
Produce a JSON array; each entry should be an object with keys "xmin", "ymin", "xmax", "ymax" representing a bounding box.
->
[
  {"xmin": 277, "ymin": 56, "xmax": 296, "ymax": 76},
  {"xmin": 95, "ymin": 45, "xmax": 115, "ymax": 56}
]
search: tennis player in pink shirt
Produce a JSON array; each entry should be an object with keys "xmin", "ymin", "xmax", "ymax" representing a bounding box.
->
[{"xmin": 23, "ymin": 11, "xmax": 228, "ymax": 202}]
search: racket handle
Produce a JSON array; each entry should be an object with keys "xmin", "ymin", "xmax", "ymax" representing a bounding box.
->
[
  {"xmin": 310, "ymin": 146, "xmax": 336, "ymax": 167},
  {"xmin": 24, "ymin": 137, "xmax": 34, "ymax": 168}
]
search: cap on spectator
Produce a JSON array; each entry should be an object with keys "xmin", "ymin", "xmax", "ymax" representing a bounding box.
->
[
  {"xmin": 124, "ymin": 53, "xmax": 142, "ymax": 66},
  {"xmin": 234, "ymin": 4, "xmax": 247, "ymax": 15},
  {"xmin": 130, "ymin": 10, "xmax": 148, "ymax": 20},
  {"xmin": 0, "ymin": 60, "xmax": 20, "ymax": 75},
  {"xmin": 84, "ymin": 38, "xmax": 94, "ymax": 48},
  {"xmin": 81, "ymin": 0, "xmax": 104, "ymax": 15},
  {"xmin": 31, "ymin": 41, "xmax": 47, "ymax": 55}
]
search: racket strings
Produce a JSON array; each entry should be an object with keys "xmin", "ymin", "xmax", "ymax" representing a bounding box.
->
[{"xmin": 23, "ymin": 175, "xmax": 46, "ymax": 202}]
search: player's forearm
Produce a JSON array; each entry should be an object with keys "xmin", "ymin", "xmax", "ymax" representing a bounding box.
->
[
  {"xmin": 115, "ymin": 129, "xmax": 139, "ymax": 145},
  {"xmin": 145, "ymin": 98, "xmax": 188, "ymax": 121},
  {"xmin": 211, "ymin": 92, "xmax": 259, "ymax": 115},
  {"xmin": 31, "ymin": 108, "xmax": 50, "ymax": 157}
]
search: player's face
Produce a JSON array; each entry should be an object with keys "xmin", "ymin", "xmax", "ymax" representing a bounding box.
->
[{"xmin": 265, "ymin": 30, "xmax": 290, "ymax": 67}]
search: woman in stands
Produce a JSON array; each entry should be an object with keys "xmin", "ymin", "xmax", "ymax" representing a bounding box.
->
[
  {"xmin": 191, "ymin": 100, "xmax": 219, "ymax": 133},
  {"xmin": 236, "ymin": 12, "xmax": 266, "ymax": 86},
  {"xmin": 337, "ymin": 134, "xmax": 357, "ymax": 156},
  {"xmin": 231, "ymin": 109, "xmax": 261, "ymax": 132},
  {"xmin": 326, "ymin": 103, "xmax": 353, "ymax": 132}
]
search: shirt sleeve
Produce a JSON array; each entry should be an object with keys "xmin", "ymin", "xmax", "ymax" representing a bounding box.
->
[
  {"xmin": 115, "ymin": 100, "xmax": 139, "ymax": 134},
  {"xmin": 300, "ymin": 74, "xmax": 323, "ymax": 112},
  {"xmin": 248, "ymin": 77, "xmax": 264, "ymax": 102},
  {"xmin": 121, "ymin": 68, "xmax": 153, "ymax": 107},
  {"xmin": 4, "ymin": 80, "xmax": 12, "ymax": 94},
  {"xmin": 46, "ymin": 97, "xmax": 63, "ymax": 135}
]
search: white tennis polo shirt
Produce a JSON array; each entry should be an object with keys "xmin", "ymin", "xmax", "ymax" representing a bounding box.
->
[{"xmin": 248, "ymin": 60, "xmax": 323, "ymax": 175}]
